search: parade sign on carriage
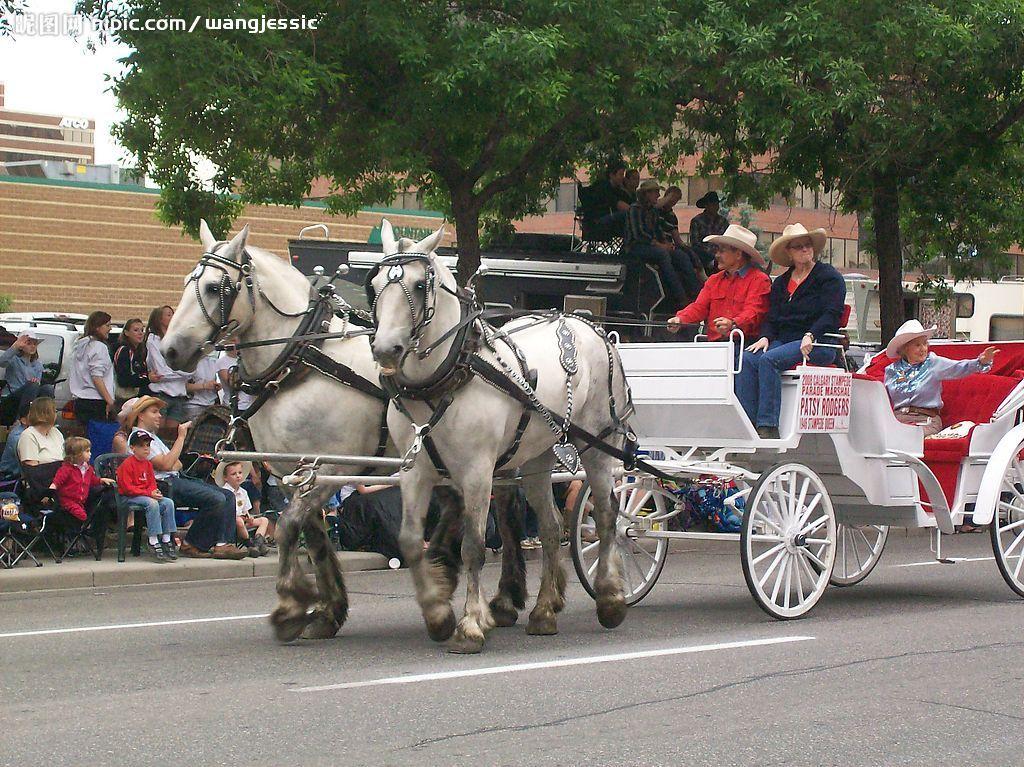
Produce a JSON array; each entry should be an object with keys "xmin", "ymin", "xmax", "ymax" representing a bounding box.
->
[{"xmin": 796, "ymin": 367, "xmax": 852, "ymax": 433}]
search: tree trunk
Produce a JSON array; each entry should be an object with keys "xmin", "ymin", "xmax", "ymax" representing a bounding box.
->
[
  {"xmin": 871, "ymin": 173, "xmax": 906, "ymax": 344},
  {"xmin": 450, "ymin": 190, "xmax": 482, "ymax": 285}
]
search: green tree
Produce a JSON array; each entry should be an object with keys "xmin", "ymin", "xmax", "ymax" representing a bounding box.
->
[
  {"xmin": 672, "ymin": 0, "xmax": 1024, "ymax": 341},
  {"xmin": 1, "ymin": 0, "xmax": 26, "ymax": 36},
  {"xmin": 83, "ymin": 0, "xmax": 704, "ymax": 279}
]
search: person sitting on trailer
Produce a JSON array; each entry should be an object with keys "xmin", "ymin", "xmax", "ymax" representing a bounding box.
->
[
  {"xmin": 666, "ymin": 224, "xmax": 770, "ymax": 342},
  {"xmin": 735, "ymin": 223, "xmax": 845, "ymax": 440},
  {"xmin": 590, "ymin": 159, "xmax": 634, "ymax": 236},
  {"xmin": 624, "ymin": 179, "xmax": 702, "ymax": 309},
  {"xmin": 688, "ymin": 191, "xmax": 729, "ymax": 274},
  {"xmin": 883, "ymin": 319, "xmax": 997, "ymax": 438},
  {"xmin": 657, "ymin": 186, "xmax": 707, "ymax": 285}
]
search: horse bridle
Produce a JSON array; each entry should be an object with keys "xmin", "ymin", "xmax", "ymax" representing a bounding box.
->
[
  {"xmin": 187, "ymin": 243, "xmax": 311, "ymax": 345},
  {"xmin": 365, "ymin": 252, "xmax": 441, "ymax": 357}
]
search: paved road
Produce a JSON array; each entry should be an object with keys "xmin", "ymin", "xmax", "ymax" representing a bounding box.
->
[{"xmin": 3, "ymin": 530, "xmax": 1022, "ymax": 766}]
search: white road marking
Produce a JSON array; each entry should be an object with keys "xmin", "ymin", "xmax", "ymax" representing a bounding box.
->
[
  {"xmin": 891, "ymin": 556, "xmax": 995, "ymax": 569},
  {"xmin": 293, "ymin": 635, "xmax": 816, "ymax": 693},
  {"xmin": 0, "ymin": 613, "xmax": 270, "ymax": 639}
]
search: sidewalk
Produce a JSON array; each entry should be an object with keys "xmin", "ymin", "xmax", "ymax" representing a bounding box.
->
[{"xmin": 0, "ymin": 549, "xmax": 388, "ymax": 594}]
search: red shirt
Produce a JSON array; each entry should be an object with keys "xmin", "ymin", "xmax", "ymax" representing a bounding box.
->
[
  {"xmin": 117, "ymin": 454, "xmax": 158, "ymax": 498},
  {"xmin": 52, "ymin": 462, "xmax": 102, "ymax": 521},
  {"xmin": 674, "ymin": 267, "xmax": 771, "ymax": 341}
]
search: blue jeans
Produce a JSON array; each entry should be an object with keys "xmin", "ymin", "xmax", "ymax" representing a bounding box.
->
[
  {"xmin": 169, "ymin": 476, "xmax": 235, "ymax": 550},
  {"xmin": 627, "ymin": 243, "xmax": 701, "ymax": 307},
  {"xmin": 736, "ymin": 340, "xmax": 836, "ymax": 427},
  {"xmin": 125, "ymin": 495, "xmax": 177, "ymax": 536}
]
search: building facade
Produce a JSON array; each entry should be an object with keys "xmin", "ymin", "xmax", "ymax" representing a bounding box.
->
[{"xmin": 0, "ymin": 82, "xmax": 96, "ymax": 165}]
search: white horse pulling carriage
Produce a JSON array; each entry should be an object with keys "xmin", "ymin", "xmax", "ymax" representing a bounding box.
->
[{"xmin": 569, "ymin": 335, "xmax": 1024, "ymax": 619}]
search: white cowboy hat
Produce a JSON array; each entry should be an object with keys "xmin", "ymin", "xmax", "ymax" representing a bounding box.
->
[
  {"xmin": 768, "ymin": 223, "xmax": 828, "ymax": 267},
  {"xmin": 214, "ymin": 460, "xmax": 254, "ymax": 487},
  {"xmin": 703, "ymin": 224, "xmax": 764, "ymax": 265},
  {"xmin": 885, "ymin": 319, "xmax": 937, "ymax": 358}
]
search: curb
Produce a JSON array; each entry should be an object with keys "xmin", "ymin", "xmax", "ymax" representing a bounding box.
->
[{"xmin": 0, "ymin": 550, "xmax": 389, "ymax": 594}]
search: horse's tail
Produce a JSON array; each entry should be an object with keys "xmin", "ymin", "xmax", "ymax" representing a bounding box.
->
[{"xmin": 606, "ymin": 337, "xmax": 636, "ymax": 447}]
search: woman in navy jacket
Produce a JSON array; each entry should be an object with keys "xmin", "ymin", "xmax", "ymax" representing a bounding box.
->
[{"xmin": 735, "ymin": 224, "xmax": 845, "ymax": 439}]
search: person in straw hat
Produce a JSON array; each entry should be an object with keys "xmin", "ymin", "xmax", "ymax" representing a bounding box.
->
[
  {"xmin": 125, "ymin": 395, "xmax": 246, "ymax": 560},
  {"xmin": 883, "ymin": 319, "xmax": 997, "ymax": 437},
  {"xmin": 736, "ymin": 223, "xmax": 846, "ymax": 439},
  {"xmin": 624, "ymin": 178, "xmax": 702, "ymax": 308},
  {"xmin": 667, "ymin": 224, "xmax": 770, "ymax": 341}
]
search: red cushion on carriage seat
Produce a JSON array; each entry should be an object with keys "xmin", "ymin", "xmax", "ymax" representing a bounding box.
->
[{"xmin": 917, "ymin": 373, "xmax": 1019, "ymax": 506}]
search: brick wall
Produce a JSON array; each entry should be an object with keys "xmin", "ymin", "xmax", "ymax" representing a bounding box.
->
[{"xmin": 0, "ymin": 177, "xmax": 448, "ymax": 320}]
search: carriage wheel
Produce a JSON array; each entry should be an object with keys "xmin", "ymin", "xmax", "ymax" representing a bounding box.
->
[
  {"xmin": 829, "ymin": 524, "xmax": 889, "ymax": 587},
  {"xmin": 741, "ymin": 462, "xmax": 836, "ymax": 620},
  {"xmin": 990, "ymin": 447, "xmax": 1024, "ymax": 599},
  {"xmin": 570, "ymin": 477, "xmax": 670, "ymax": 606}
]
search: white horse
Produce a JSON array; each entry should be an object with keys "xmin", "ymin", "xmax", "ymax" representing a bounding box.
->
[
  {"xmin": 369, "ymin": 220, "xmax": 632, "ymax": 653},
  {"xmin": 160, "ymin": 221, "xmax": 529, "ymax": 643}
]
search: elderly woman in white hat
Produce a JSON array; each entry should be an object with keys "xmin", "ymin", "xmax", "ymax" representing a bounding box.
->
[
  {"xmin": 884, "ymin": 320, "xmax": 997, "ymax": 437},
  {"xmin": 667, "ymin": 224, "xmax": 771, "ymax": 341},
  {"xmin": 735, "ymin": 223, "xmax": 847, "ymax": 439}
]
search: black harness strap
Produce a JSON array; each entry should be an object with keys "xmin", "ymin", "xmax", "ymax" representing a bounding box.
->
[
  {"xmin": 467, "ymin": 355, "xmax": 674, "ymax": 482},
  {"xmin": 298, "ymin": 345, "xmax": 387, "ymax": 401}
]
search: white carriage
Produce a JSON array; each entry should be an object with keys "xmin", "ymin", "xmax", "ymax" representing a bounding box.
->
[{"xmin": 570, "ymin": 337, "xmax": 1024, "ymax": 619}]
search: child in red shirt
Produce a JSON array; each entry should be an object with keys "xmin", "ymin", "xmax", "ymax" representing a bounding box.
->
[
  {"xmin": 116, "ymin": 431, "xmax": 178, "ymax": 563},
  {"xmin": 50, "ymin": 437, "xmax": 115, "ymax": 522}
]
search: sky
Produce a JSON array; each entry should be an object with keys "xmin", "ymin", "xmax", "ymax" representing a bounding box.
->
[{"xmin": 0, "ymin": 0, "xmax": 130, "ymax": 165}]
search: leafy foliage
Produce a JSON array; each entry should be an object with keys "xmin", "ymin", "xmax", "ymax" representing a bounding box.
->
[
  {"xmin": 1, "ymin": 0, "xmax": 26, "ymax": 37},
  {"xmin": 669, "ymin": 0, "xmax": 1024, "ymax": 338},
  {"xmin": 81, "ymin": 0, "xmax": 705, "ymax": 276}
]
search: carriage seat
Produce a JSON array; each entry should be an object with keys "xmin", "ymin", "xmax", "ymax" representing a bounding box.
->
[{"xmin": 861, "ymin": 343, "xmax": 1024, "ymax": 505}]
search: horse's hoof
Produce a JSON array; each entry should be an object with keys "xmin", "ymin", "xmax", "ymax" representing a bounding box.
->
[
  {"xmin": 447, "ymin": 632, "xmax": 485, "ymax": 654},
  {"xmin": 425, "ymin": 608, "xmax": 457, "ymax": 643},
  {"xmin": 301, "ymin": 614, "xmax": 341, "ymax": 640},
  {"xmin": 596, "ymin": 597, "xmax": 627, "ymax": 629},
  {"xmin": 270, "ymin": 606, "xmax": 312, "ymax": 643},
  {"xmin": 526, "ymin": 613, "xmax": 558, "ymax": 636},
  {"xmin": 489, "ymin": 601, "xmax": 519, "ymax": 628}
]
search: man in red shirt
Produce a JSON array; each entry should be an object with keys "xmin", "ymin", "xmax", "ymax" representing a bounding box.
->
[{"xmin": 667, "ymin": 224, "xmax": 770, "ymax": 342}]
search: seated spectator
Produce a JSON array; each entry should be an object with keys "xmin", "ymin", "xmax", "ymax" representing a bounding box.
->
[
  {"xmin": 657, "ymin": 186, "xmax": 706, "ymax": 285},
  {"xmin": 0, "ymin": 331, "xmax": 54, "ymax": 425},
  {"xmin": 17, "ymin": 397, "xmax": 64, "ymax": 468},
  {"xmin": 591, "ymin": 159, "xmax": 634, "ymax": 236},
  {"xmin": 0, "ymin": 399, "xmax": 31, "ymax": 482},
  {"xmin": 624, "ymin": 169, "xmax": 640, "ymax": 198},
  {"xmin": 333, "ymin": 483, "xmax": 405, "ymax": 562},
  {"xmin": 49, "ymin": 436, "xmax": 116, "ymax": 536},
  {"xmin": 625, "ymin": 179, "xmax": 701, "ymax": 309},
  {"xmin": 667, "ymin": 225, "xmax": 771, "ymax": 342},
  {"xmin": 144, "ymin": 305, "xmax": 191, "ymax": 438},
  {"xmin": 113, "ymin": 318, "xmax": 151, "ymax": 404},
  {"xmin": 116, "ymin": 430, "xmax": 178, "ymax": 562},
  {"xmin": 185, "ymin": 351, "xmax": 221, "ymax": 421},
  {"xmin": 689, "ymin": 192, "xmax": 729, "ymax": 274},
  {"xmin": 111, "ymin": 400, "xmax": 134, "ymax": 455},
  {"xmin": 70, "ymin": 311, "xmax": 117, "ymax": 429},
  {"xmin": 736, "ymin": 223, "xmax": 845, "ymax": 439},
  {"xmin": 884, "ymin": 320, "xmax": 997, "ymax": 437},
  {"xmin": 215, "ymin": 460, "xmax": 269, "ymax": 557},
  {"xmin": 124, "ymin": 395, "xmax": 244, "ymax": 560}
]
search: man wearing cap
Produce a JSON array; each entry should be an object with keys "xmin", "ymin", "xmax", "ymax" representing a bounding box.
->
[
  {"xmin": 883, "ymin": 320, "xmax": 997, "ymax": 436},
  {"xmin": 666, "ymin": 225, "xmax": 770, "ymax": 341},
  {"xmin": 736, "ymin": 223, "xmax": 846, "ymax": 439},
  {"xmin": 625, "ymin": 179, "xmax": 702, "ymax": 308},
  {"xmin": 123, "ymin": 395, "xmax": 245, "ymax": 559},
  {"xmin": 689, "ymin": 191, "xmax": 730, "ymax": 273},
  {"xmin": 0, "ymin": 332, "xmax": 53, "ymax": 425}
]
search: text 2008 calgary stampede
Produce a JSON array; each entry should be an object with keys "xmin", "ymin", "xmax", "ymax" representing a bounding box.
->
[{"xmin": 798, "ymin": 371, "xmax": 852, "ymax": 432}]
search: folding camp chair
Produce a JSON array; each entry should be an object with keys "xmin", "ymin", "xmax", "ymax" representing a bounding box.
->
[{"xmin": 18, "ymin": 462, "xmax": 65, "ymax": 565}]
